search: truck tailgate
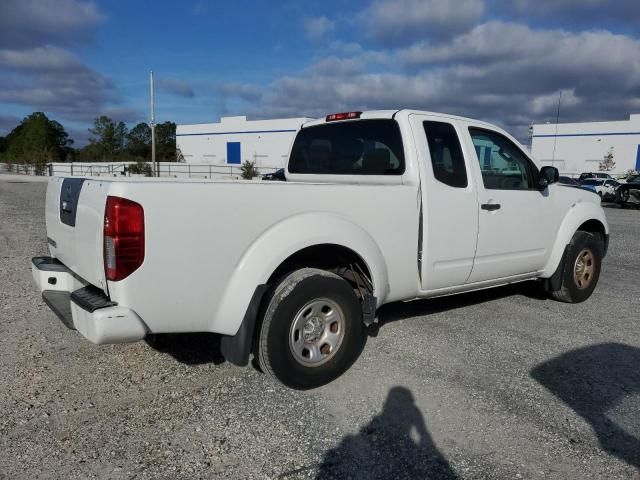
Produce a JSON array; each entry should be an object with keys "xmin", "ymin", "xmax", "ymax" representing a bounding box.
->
[{"xmin": 45, "ymin": 177, "xmax": 108, "ymax": 292}]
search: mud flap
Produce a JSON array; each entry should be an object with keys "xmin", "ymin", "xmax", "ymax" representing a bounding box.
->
[{"xmin": 220, "ymin": 284, "xmax": 269, "ymax": 366}]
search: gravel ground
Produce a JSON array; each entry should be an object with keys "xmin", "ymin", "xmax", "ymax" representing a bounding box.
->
[{"xmin": 0, "ymin": 178, "xmax": 639, "ymax": 479}]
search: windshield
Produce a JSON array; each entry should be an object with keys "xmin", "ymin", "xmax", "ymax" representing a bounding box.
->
[
  {"xmin": 581, "ymin": 179, "xmax": 601, "ymax": 186},
  {"xmin": 288, "ymin": 120, "xmax": 405, "ymax": 175}
]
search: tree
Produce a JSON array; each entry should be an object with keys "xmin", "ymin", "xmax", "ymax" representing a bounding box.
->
[
  {"xmin": 89, "ymin": 115, "xmax": 128, "ymax": 161},
  {"xmin": 76, "ymin": 142, "xmax": 103, "ymax": 162},
  {"xmin": 240, "ymin": 160, "xmax": 260, "ymax": 179},
  {"xmin": 3, "ymin": 112, "xmax": 73, "ymax": 166},
  {"xmin": 154, "ymin": 121, "xmax": 177, "ymax": 161},
  {"xmin": 126, "ymin": 122, "xmax": 151, "ymax": 160},
  {"xmin": 599, "ymin": 148, "xmax": 616, "ymax": 172}
]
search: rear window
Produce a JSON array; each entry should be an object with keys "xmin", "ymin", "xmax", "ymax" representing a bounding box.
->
[
  {"xmin": 581, "ymin": 179, "xmax": 601, "ymax": 185},
  {"xmin": 288, "ymin": 120, "xmax": 405, "ymax": 175}
]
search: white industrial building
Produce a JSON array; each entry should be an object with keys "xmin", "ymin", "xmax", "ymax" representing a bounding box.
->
[
  {"xmin": 531, "ymin": 113, "xmax": 640, "ymax": 176},
  {"xmin": 176, "ymin": 116, "xmax": 312, "ymax": 168}
]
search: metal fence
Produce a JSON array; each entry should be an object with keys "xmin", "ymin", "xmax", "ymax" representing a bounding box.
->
[{"xmin": 0, "ymin": 162, "xmax": 280, "ymax": 179}]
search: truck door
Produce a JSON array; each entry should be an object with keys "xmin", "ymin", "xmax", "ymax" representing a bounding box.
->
[
  {"xmin": 409, "ymin": 115, "xmax": 479, "ymax": 290},
  {"xmin": 464, "ymin": 126, "xmax": 554, "ymax": 283}
]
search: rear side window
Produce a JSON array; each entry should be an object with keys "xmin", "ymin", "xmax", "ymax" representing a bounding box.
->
[
  {"xmin": 423, "ymin": 121, "xmax": 467, "ymax": 188},
  {"xmin": 288, "ymin": 120, "xmax": 405, "ymax": 175}
]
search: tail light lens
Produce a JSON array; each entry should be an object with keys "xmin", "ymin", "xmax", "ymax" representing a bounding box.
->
[{"xmin": 104, "ymin": 196, "xmax": 145, "ymax": 281}]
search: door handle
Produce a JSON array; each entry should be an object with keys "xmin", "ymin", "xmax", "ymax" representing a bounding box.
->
[{"xmin": 481, "ymin": 203, "xmax": 501, "ymax": 211}]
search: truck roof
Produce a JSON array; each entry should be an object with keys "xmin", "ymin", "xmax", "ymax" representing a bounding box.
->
[{"xmin": 302, "ymin": 109, "xmax": 498, "ymax": 130}]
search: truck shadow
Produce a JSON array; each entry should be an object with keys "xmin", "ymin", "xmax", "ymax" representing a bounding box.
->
[
  {"xmin": 373, "ymin": 280, "xmax": 547, "ymax": 332},
  {"xmin": 312, "ymin": 386, "xmax": 458, "ymax": 479},
  {"xmin": 148, "ymin": 281, "xmax": 547, "ymax": 365},
  {"xmin": 530, "ymin": 343, "xmax": 640, "ymax": 468},
  {"xmin": 144, "ymin": 333, "xmax": 225, "ymax": 365}
]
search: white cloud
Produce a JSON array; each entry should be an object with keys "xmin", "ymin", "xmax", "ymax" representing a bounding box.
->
[
  {"xmin": 0, "ymin": 0, "xmax": 105, "ymax": 48},
  {"xmin": 361, "ymin": 0, "xmax": 485, "ymax": 45},
  {"xmin": 157, "ymin": 78, "xmax": 195, "ymax": 98},
  {"xmin": 303, "ymin": 16, "xmax": 335, "ymax": 42},
  {"xmin": 0, "ymin": 1, "xmax": 133, "ymax": 124},
  {"xmin": 0, "ymin": 46, "xmax": 82, "ymax": 71},
  {"xmin": 233, "ymin": 20, "xmax": 640, "ymax": 141},
  {"xmin": 401, "ymin": 21, "xmax": 640, "ymax": 72},
  {"xmin": 219, "ymin": 82, "xmax": 263, "ymax": 102},
  {"xmin": 0, "ymin": 45, "xmax": 113, "ymax": 121},
  {"xmin": 497, "ymin": 0, "xmax": 640, "ymax": 25}
]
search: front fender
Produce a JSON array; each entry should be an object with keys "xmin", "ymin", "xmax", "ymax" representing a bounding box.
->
[
  {"xmin": 540, "ymin": 200, "xmax": 609, "ymax": 278},
  {"xmin": 211, "ymin": 212, "xmax": 390, "ymax": 335}
]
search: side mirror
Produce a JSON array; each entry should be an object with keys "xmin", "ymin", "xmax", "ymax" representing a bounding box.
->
[
  {"xmin": 539, "ymin": 166, "xmax": 559, "ymax": 189},
  {"xmin": 541, "ymin": 166, "xmax": 559, "ymax": 183}
]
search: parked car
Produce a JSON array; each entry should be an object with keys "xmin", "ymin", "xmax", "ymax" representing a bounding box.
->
[
  {"xmin": 578, "ymin": 172, "xmax": 613, "ymax": 182},
  {"xmin": 558, "ymin": 176, "xmax": 580, "ymax": 187},
  {"xmin": 617, "ymin": 173, "xmax": 640, "ymax": 184},
  {"xmin": 262, "ymin": 168, "xmax": 286, "ymax": 181},
  {"xmin": 579, "ymin": 178, "xmax": 618, "ymax": 201},
  {"xmin": 32, "ymin": 109, "xmax": 609, "ymax": 389},
  {"xmin": 615, "ymin": 175, "xmax": 640, "ymax": 207}
]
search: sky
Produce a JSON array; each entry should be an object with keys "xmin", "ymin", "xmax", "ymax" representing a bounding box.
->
[{"xmin": 1, "ymin": 0, "xmax": 639, "ymax": 145}]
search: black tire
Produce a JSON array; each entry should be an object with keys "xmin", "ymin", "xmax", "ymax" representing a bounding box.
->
[
  {"xmin": 550, "ymin": 231, "xmax": 603, "ymax": 303},
  {"xmin": 256, "ymin": 268, "xmax": 366, "ymax": 390}
]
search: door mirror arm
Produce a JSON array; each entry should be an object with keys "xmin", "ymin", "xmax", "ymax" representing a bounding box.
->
[{"xmin": 537, "ymin": 177, "xmax": 549, "ymax": 191}]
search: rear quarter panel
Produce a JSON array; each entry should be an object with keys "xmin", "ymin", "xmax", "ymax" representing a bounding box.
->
[{"xmin": 105, "ymin": 179, "xmax": 419, "ymax": 335}]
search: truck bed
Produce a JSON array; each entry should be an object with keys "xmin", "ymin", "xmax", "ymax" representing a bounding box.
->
[{"xmin": 44, "ymin": 176, "xmax": 419, "ymax": 336}]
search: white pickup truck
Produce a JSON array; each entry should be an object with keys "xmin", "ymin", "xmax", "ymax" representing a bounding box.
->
[{"xmin": 33, "ymin": 110, "xmax": 609, "ymax": 389}]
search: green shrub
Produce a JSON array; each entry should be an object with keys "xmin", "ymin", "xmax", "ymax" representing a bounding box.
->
[
  {"xmin": 129, "ymin": 161, "xmax": 151, "ymax": 176},
  {"xmin": 240, "ymin": 160, "xmax": 260, "ymax": 180}
]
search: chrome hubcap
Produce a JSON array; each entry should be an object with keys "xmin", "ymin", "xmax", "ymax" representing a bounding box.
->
[
  {"xmin": 574, "ymin": 248, "xmax": 595, "ymax": 289},
  {"xmin": 289, "ymin": 298, "xmax": 345, "ymax": 367}
]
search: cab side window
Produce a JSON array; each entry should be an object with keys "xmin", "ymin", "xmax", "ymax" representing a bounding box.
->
[
  {"xmin": 469, "ymin": 128, "xmax": 536, "ymax": 190},
  {"xmin": 423, "ymin": 121, "xmax": 468, "ymax": 188}
]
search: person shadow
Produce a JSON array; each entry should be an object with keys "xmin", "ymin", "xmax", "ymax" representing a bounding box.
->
[
  {"xmin": 315, "ymin": 386, "xmax": 458, "ymax": 479},
  {"xmin": 531, "ymin": 343, "xmax": 640, "ymax": 469}
]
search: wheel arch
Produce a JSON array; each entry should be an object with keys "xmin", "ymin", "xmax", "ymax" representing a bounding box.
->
[
  {"xmin": 541, "ymin": 202, "xmax": 609, "ymax": 278},
  {"xmin": 212, "ymin": 212, "xmax": 389, "ymax": 337}
]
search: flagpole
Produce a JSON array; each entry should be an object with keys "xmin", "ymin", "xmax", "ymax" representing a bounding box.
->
[{"xmin": 150, "ymin": 70, "xmax": 157, "ymax": 177}]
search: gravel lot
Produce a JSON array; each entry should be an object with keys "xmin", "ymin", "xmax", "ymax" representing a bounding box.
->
[{"xmin": 1, "ymin": 177, "xmax": 639, "ymax": 479}]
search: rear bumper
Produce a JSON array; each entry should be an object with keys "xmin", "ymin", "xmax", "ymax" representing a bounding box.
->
[{"xmin": 32, "ymin": 256, "xmax": 147, "ymax": 344}]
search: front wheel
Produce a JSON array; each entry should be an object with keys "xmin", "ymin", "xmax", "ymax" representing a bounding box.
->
[
  {"xmin": 255, "ymin": 268, "xmax": 366, "ymax": 390},
  {"xmin": 549, "ymin": 231, "xmax": 603, "ymax": 303}
]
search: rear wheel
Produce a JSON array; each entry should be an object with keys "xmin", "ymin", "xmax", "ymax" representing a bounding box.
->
[
  {"xmin": 255, "ymin": 268, "xmax": 366, "ymax": 390},
  {"xmin": 550, "ymin": 231, "xmax": 603, "ymax": 303}
]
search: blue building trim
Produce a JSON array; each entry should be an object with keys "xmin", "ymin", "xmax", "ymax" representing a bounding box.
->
[
  {"xmin": 176, "ymin": 129, "xmax": 297, "ymax": 137},
  {"xmin": 635, "ymin": 145, "xmax": 640, "ymax": 171},
  {"xmin": 532, "ymin": 131, "xmax": 640, "ymax": 138}
]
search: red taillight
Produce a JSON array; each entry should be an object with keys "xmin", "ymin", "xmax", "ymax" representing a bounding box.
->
[
  {"xmin": 326, "ymin": 111, "xmax": 362, "ymax": 122},
  {"xmin": 104, "ymin": 196, "xmax": 145, "ymax": 281}
]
